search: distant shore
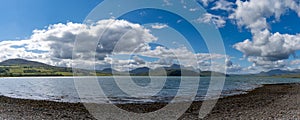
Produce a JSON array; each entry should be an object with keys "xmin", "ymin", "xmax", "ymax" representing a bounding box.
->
[{"xmin": 0, "ymin": 83, "xmax": 299, "ymax": 119}]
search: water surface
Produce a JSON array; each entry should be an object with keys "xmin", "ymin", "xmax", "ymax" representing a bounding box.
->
[{"xmin": 0, "ymin": 76, "xmax": 299, "ymax": 104}]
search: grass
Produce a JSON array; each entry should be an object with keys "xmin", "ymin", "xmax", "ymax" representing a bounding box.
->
[{"xmin": 0, "ymin": 66, "xmax": 71, "ymax": 77}]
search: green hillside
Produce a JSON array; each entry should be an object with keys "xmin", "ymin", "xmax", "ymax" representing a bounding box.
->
[{"xmin": 0, "ymin": 59, "xmax": 75, "ymax": 77}]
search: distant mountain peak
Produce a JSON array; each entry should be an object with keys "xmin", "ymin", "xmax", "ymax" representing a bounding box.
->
[
  {"xmin": 129, "ymin": 67, "xmax": 150, "ymax": 75},
  {"xmin": 258, "ymin": 69, "xmax": 296, "ymax": 76},
  {"xmin": 169, "ymin": 64, "xmax": 181, "ymax": 69},
  {"xmin": 100, "ymin": 68, "xmax": 117, "ymax": 74}
]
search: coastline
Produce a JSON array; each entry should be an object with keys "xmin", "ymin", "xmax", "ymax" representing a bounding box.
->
[
  {"xmin": 0, "ymin": 83, "xmax": 299, "ymax": 119},
  {"xmin": 203, "ymin": 83, "xmax": 300, "ymax": 119}
]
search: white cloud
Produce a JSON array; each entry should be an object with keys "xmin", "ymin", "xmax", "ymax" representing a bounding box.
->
[
  {"xmin": 287, "ymin": 59, "xmax": 300, "ymax": 70},
  {"xmin": 234, "ymin": 32, "xmax": 300, "ymax": 61},
  {"xmin": 197, "ymin": 13, "xmax": 226, "ymax": 28},
  {"xmin": 163, "ymin": 0, "xmax": 173, "ymax": 6},
  {"xmin": 199, "ymin": 0, "xmax": 215, "ymax": 7},
  {"xmin": 230, "ymin": 0, "xmax": 300, "ymax": 32},
  {"xmin": 151, "ymin": 24, "xmax": 169, "ymax": 29},
  {"xmin": 231, "ymin": 0, "xmax": 300, "ymax": 70},
  {"xmin": 291, "ymin": 59, "xmax": 300, "ymax": 65},
  {"xmin": 0, "ymin": 19, "xmax": 231, "ymax": 72},
  {"xmin": 138, "ymin": 46, "xmax": 227, "ymax": 71},
  {"xmin": 105, "ymin": 45, "xmax": 228, "ymax": 72},
  {"xmin": 0, "ymin": 40, "xmax": 47, "ymax": 62},
  {"xmin": 33, "ymin": 19, "xmax": 157, "ymax": 61},
  {"xmin": 132, "ymin": 56, "xmax": 146, "ymax": 65},
  {"xmin": 0, "ymin": 19, "xmax": 158, "ymax": 68},
  {"xmin": 189, "ymin": 8, "xmax": 199, "ymax": 12},
  {"xmin": 211, "ymin": 0, "xmax": 234, "ymax": 11},
  {"xmin": 248, "ymin": 57, "xmax": 286, "ymax": 70}
]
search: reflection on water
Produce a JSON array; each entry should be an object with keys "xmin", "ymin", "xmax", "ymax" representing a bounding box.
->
[{"xmin": 0, "ymin": 76, "xmax": 299, "ymax": 104}]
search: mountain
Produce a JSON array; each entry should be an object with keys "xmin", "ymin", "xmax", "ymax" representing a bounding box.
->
[
  {"xmin": 130, "ymin": 67, "xmax": 150, "ymax": 75},
  {"xmin": 98, "ymin": 68, "xmax": 117, "ymax": 74},
  {"xmin": 235, "ymin": 69, "xmax": 300, "ymax": 78},
  {"xmin": 128, "ymin": 64, "xmax": 225, "ymax": 76},
  {"xmin": 129, "ymin": 64, "xmax": 187, "ymax": 76},
  {"xmin": 257, "ymin": 69, "xmax": 297, "ymax": 76},
  {"xmin": 162, "ymin": 64, "xmax": 204, "ymax": 76},
  {"xmin": 200, "ymin": 71, "xmax": 226, "ymax": 76},
  {"xmin": 167, "ymin": 64, "xmax": 181, "ymax": 69},
  {"xmin": 0, "ymin": 58, "xmax": 53, "ymax": 67}
]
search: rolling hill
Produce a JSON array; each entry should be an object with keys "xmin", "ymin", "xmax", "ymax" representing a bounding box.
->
[
  {"xmin": 0, "ymin": 59, "xmax": 52, "ymax": 67},
  {"xmin": 0, "ymin": 59, "xmax": 73, "ymax": 77}
]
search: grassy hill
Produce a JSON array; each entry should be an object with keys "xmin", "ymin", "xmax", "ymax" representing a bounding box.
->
[
  {"xmin": 0, "ymin": 59, "xmax": 51, "ymax": 67},
  {"xmin": 0, "ymin": 59, "xmax": 75, "ymax": 77}
]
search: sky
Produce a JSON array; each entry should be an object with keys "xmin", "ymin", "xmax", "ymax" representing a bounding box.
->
[{"xmin": 0, "ymin": 0, "xmax": 300, "ymax": 74}]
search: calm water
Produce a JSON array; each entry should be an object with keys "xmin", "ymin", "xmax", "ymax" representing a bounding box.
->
[{"xmin": 0, "ymin": 76, "xmax": 300, "ymax": 104}]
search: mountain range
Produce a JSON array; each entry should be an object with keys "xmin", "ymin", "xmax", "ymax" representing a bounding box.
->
[
  {"xmin": 0, "ymin": 58, "xmax": 226, "ymax": 77},
  {"xmin": 253, "ymin": 69, "xmax": 300, "ymax": 78},
  {"xmin": 3, "ymin": 58, "xmax": 300, "ymax": 77}
]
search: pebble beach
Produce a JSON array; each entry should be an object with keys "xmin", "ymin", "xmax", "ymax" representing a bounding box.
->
[{"xmin": 0, "ymin": 83, "xmax": 299, "ymax": 119}]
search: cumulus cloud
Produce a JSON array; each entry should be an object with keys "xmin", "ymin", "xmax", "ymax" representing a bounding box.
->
[
  {"xmin": 197, "ymin": 13, "xmax": 226, "ymax": 28},
  {"xmin": 197, "ymin": 0, "xmax": 300, "ymax": 72},
  {"xmin": 38, "ymin": 19, "xmax": 157, "ymax": 60},
  {"xmin": 31, "ymin": 22, "xmax": 87, "ymax": 59},
  {"xmin": 230, "ymin": 0, "xmax": 300, "ymax": 32},
  {"xmin": 225, "ymin": 58, "xmax": 233, "ymax": 67},
  {"xmin": 220, "ymin": 57, "xmax": 242, "ymax": 73},
  {"xmin": 139, "ymin": 46, "xmax": 225, "ymax": 66},
  {"xmin": 107, "ymin": 45, "xmax": 227, "ymax": 72},
  {"xmin": 234, "ymin": 31, "xmax": 300, "ymax": 61},
  {"xmin": 0, "ymin": 19, "xmax": 230, "ymax": 72},
  {"xmin": 132, "ymin": 56, "xmax": 146, "ymax": 65},
  {"xmin": 0, "ymin": 40, "xmax": 47, "ymax": 62},
  {"xmin": 0, "ymin": 19, "xmax": 158, "ymax": 67},
  {"xmin": 231, "ymin": 0, "xmax": 300, "ymax": 69},
  {"xmin": 247, "ymin": 57, "xmax": 286, "ymax": 69}
]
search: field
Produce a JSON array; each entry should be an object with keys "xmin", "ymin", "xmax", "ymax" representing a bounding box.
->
[{"xmin": 0, "ymin": 65, "xmax": 73, "ymax": 77}]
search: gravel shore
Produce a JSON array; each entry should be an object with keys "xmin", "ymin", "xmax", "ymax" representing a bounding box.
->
[
  {"xmin": 0, "ymin": 83, "xmax": 300, "ymax": 119},
  {"xmin": 203, "ymin": 83, "xmax": 300, "ymax": 119}
]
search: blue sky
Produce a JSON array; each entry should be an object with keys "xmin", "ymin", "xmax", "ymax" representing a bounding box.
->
[
  {"xmin": 0, "ymin": 0, "xmax": 102, "ymax": 40},
  {"xmin": 0, "ymin": 0, "xmax": 300, "ymax": 73}
]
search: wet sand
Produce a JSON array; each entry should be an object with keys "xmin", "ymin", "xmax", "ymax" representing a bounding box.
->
[{"xmin": 0, "ymin": 83, "xmax": 300, "ymax": 119}]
